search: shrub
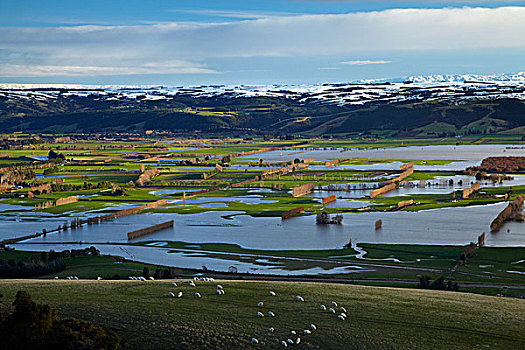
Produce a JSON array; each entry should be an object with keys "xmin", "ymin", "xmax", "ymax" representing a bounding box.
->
[{"xmin": 0, "ymin": 291, "xmax": 121, "ymax": 350}]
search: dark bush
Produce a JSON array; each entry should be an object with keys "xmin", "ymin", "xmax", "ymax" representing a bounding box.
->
[{"xmin": 0, "ymin": 291, "xmax": 121, "ymax": 350}]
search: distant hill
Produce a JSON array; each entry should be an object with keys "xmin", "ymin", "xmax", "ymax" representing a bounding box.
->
[{"xmin": 1, "ymin": 79, "xmax": 525, "ymax": 136}]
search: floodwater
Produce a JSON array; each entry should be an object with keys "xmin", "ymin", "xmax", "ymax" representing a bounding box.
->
[
  {"xmin": 239, "ymin": 144, "xmax": 525, "ymax": 171},
  {"xmin": 9, "ymin": 243, "xmax": 371, "ymax": 275},
  {"xmin": 4, "ymin": 144, "xmax": 525, "ymax": 275},
  {"xmin": 8, "ymin": 202, "xmax": 523, "ymax": 248}
]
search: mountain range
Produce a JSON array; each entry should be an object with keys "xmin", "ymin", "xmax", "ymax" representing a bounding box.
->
[{"xmin": 1, "ymin": 73, "xmax": 524, "ymax": 136}]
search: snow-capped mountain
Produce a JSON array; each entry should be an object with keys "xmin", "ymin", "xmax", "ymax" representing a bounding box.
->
[{"xmin": 1, "ymin": 73, "xmax": 525, "ymax": 107}]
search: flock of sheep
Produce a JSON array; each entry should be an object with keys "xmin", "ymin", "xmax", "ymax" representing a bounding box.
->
[
  {"xmin": 53, "ymin": 274, "xmax": 348, "ymax": 347},
  {"xmin": 165, "ymin": 276, "xmax": 348, "ymax": 347}
]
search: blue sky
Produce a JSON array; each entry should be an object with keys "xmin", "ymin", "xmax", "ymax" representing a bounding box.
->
[{"xmin": 1, "ymin": 1, "xmax": 525, "ymax": 85}]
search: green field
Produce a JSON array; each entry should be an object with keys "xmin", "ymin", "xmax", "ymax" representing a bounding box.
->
[{"xmin": 0, "ymin": 279, "xmax": 524, "ymax": 349}]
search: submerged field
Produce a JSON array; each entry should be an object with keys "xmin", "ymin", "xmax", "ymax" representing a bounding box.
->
[
  {"xmin": 1, "ymin": 135, "xmax": 524, "ymax": 297},
  {"xmin": 0, "ymin": 279, "xmax": 524, "ymax": 349}
]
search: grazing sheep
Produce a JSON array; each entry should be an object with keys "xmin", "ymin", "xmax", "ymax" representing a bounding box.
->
[
  {"xmin": 219, "ymin": 290, "xmax": 225, "ymax": 295},
  {"xmin": 310, "ymin": 324, "xmax": 317, "ymax": 330},
  {"xmin": 269, "ymin": 327, "xmax": 275, "ymax": 333},
  {"xmin": 73, "ymin": 276, "xmax": 78, "ymax": 280},
  {"xmin": 340, "ymin": 307, "xmax": 347, "ymax": 313},
  {"xmin": 193, "ymin": 277, "xmax": 198, "ymax": 281},
  {"xmin": 331, "ymin": 301, "xmax": 338, "ymax": 307},
  {"xmin": 54, "ymin": 276, "xmax": 59, "ymax": 280},
  {"xmin": 338, "ymin": 315, "xmax": 345, "ymax": 321},
  {"xmin": 268, "ymin": 311, "xmax": 275, "ymax": 317},
  {"xmin": 296, "ymin": 338, "xmax": 301, "ymax": 344},
  {"xmin": 329, "ymin": 308, "xmax": 335, "ymax": 314},
  {"xmin": 177, "ymin": 292, "xmax": 183, "ymax": 298},
  {"xmin": 149, "ymin": 276, "xmax": 154, "ymax": 281},
  {"xmin": 303, "ymin": 330, "xmax": 311, "ymax": 335},
  {"xmin": 195, "ymin": 293, "xmax": 201, "ymax": 298},
  {"xmin": 281, "ymin": 341, "xmax": 288, "ymax": 347},
  {"xmin": 257, "ymin": 302, "xmax": 264, "ymax": 307},
  {"xmin": 320, "ymin": 304, "xmax": 327, "ymax": 311},
  {"xmin": 340, "ymin": 312, "xmax": 347, "ymax": 318},
  {"xmin": 172, "ymin": 282, "xmax": 177, "ymax": 287},
  {"xmin": 286, "ymin": 339, "xmax": 294, "ymax": 345},
  {"xmin": 97, "ymin": 277, "xmax": 102, "ymax": 281},
  {"xmin": 140, "ymin": 277, "xmax": 146, "ymax": 281},
  {"xmin": 168, "ymin": 292, "xmax": 175, "ymax": 297},
  {"xmin": 189, "ymin": 282, "xmax": 196, "ymax": 287},
  {"xmin": 296, "ymin": 296, "xmax": 304, "ymax": 302},
  {"xmin": 269, "ymin": 291, "xmax": 276, "ymax": 296},
  {"xmin": 257, "ymin": 312, "xmax": 265, "ymax": 317},
  {"xmin": 217, "ymin": 284, "xmax": 223, "ymax": 290},
  {"xmin": 251, "ymin": 338, "xmax": 259, "ymax": 344},
  {"xmin": 128, "ymin": 276, "xmax": 133, "ymax": 280},
  {"xmin": 217, "ymin": 290, "xmax": 222, "ymax": 295},
  {"xmin": 291, "ymin": 331, "xmax": 296, "ymax": 335}
]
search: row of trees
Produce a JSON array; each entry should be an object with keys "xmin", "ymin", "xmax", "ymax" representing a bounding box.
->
[
  {"xmin": 417, "ymin": 275, "xmax": 460, "ymax": 292},
  {"xmin": 0, "ymin": 247, "xmax": 99, "ymax": 278}
]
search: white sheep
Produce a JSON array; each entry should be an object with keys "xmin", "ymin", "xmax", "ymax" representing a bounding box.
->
[
  {"xmin": 97, "ymin": 277, "xmax": 102, "ymax": 281},
  {"xmin": 251, "ymin": 338, "xmax": 259, "ymax": 344},
  {"xmin": 338, "ymin": 315, "xmax": 345, "ymax": 321},
  {"xmin": 286, "ymin": 339, "xmax": 294, "ymax": 345},
  {"xmin": 220, "ymin": 290, "xmax": 225, "ymax": 295},
  {"xmin": 217, "ymin": 284, "xmax": 223, "ymax": 290},
  {"xmin": 54, "ymin": 276, "xmax": 59, "ymax": 280},
  {"xmin": 296, "ymin": 338, "xmax": 301, "ymax": 344},
  {"xmin": 149, "ymin": 276, "xmax": 154, "ymax": 281},
  {"xmin": 303, "ymin": 330, "xmax": 311, "ymax": 335},
  {"xmin": 269, "ymin": 291, "xmax": 276, "ymax": 296},
  {"xmin": 257, "ymin": 302, "xmax": 264, "ymax": 307},
  {"xmin": 128, "ymin": 276, "xmax": 133, "ymax": 280},
  {"xmin": 340, "ymin": 307, "xmax": 347, "ymax": 313},
  {"xmin": 74, "ymin": 276, "xmax": 78, "ymax": 280},
  {"xmin": 217, "ymin": 290, "xmax": 222, "ymax": 295},
  {"xmin": 331, "ymin": 301, "xmax": 338, "ymax": 307},
  {"xmin": 268, "ymin": 311, "xmax": 275, "ymax": 317},
  {"xmin": 195, "ymin": 292, "xmax": 201, "ymax": 298},
  {"xmin": 193, "ymin": 277, "xmax": 198, "ymax": 281},
  {"xmin": 140, "ymin": 277, "xmax": 146, "ymax": 281},
  {"xmin": 310, "ymin": 324, "xmax": 317, "ymax": 330},
  {"xmin": 320, "ymin": 304, "xmax": 327, "ymax": 311},
  {"xmin": 177, "ymin": 292, "xmax": 183, "ymax": 298},
  {"xmin": 269, "ymin": 327, "xmax": 275, "ymax": 333},
  {"xmin": 172, "ymin": 282, "xmax": 177, "ymax": 287},
  {"xmin": 168, "ymin": 292, "xmax": 175, "ymax": 297},
  {"xmin": 329, "ymin": 308, "xmax": 335, "ymax": 314},
  {"xmin": 296, "ymin": 296, "xmax": 304, "ymax": 302},
  {"xmin": 281, "ymin": 341, "xmax": 288, "ymax": 347},
  {"xmin": 257, "ymin": 312, "xmax": 265, "ymax": 317},
  {"xmin": 291, "ymin": 331, "xmax": 296, "ymax": 335},
  {"xmin": 340, "ymin": 312, "xmax": 347, "ymax": 318}
]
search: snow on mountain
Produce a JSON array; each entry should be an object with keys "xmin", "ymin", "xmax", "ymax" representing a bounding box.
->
[{"xmin": 1, "ymin": 73, "xmax": 525, "ymax": 106}]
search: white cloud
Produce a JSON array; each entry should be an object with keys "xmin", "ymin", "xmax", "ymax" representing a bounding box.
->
[
  {"xmin": 1, "ymin": 6, "xmax": 525, "ymax": 77},
  {"xmin": 341, "ymin": 60, "xmax": 392, "ymax": 65},
  {"xmin": 0, "ymin": 63, "xmax": 218, "ymax": 77}
]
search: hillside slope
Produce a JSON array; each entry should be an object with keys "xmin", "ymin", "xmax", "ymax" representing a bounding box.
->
[{"xmin": 0, "ymin": 280, "xmax": 523, "ymax": 349}]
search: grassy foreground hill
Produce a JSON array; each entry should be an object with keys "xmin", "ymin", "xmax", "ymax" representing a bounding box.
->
[{"xmin": 0, "ymin": 279, "xmax": 524, "ymax": 349}]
